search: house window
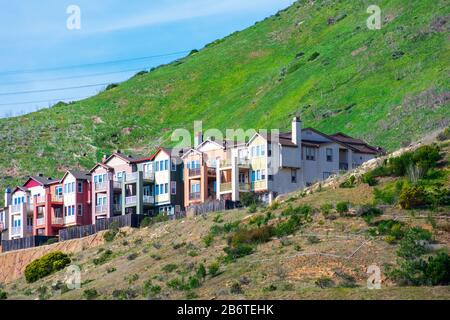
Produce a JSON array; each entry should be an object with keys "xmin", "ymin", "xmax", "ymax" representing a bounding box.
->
[
  {"xmin": 171, "ymin": 182, "xmax": 176, "ymax": 195},
  {"xmin": 291, "ymin": 169, "xmax": 297, "ymax": 183},
  {"xmin": 268, "ymin": 175, "xmax": 274, "ymax": 181},
  {"xmin": 77, "ymin": 204, "xmax": 83, "ymax": 216},
  {"xmin": 305, "ymin": 147, "xmax": 315, "ymax": 161},
  {"xmin": 77, "ymin": 181, "xmax": 83, "ymax": 193},
  {"xmin": 55, "ymin": 186, "xmax": 63, "ymax": 196},
  {"xmin": 171, "ymin": 159, "xmax": 177, "ymax": 171},
  {"xmin": 326, "ymin": 148, "xmax": 333, "ymax": 162},
  {"xmin": 261, "ymin": 169, "xmax": 266, "ymax": 180}
]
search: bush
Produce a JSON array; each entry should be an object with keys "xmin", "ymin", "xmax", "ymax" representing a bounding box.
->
[
  {"xmin": 397, "ymin": 227, "xmax": 432, "ymax": 260},
  {"xmin": 369, "ymin": 220, "xmax": 406, "ymax": 242},
  {"xmin": 223, "ymin": 221, "xmax": 240, "ymax": 233},
  {"xmin": 247, "ymin": 204, "xmax": 257, "ymax": 213},
  {"xmin": 196, "ymin": 264, "xmax": 207, "ymax": 280},
  {"xmin": 399, "ymin": 185, "xmax": 428, "ymax": 209},
  {"xmin": 208, "ymin": 262, "xmax": 220, "ymax": 277},
  {"xmin": 203, "ymin": 233, "xmax": 214, "ymax": 247},
  {"xmin": 162, "ymin": 264, "xmax": 178, "ymax": 273},
  {"xmin": 45, "ymin": 238, "xmax": 59, "ymax": 245},
  {"xmin": 357, "ymin": 205, "xmax": 383, "ymax": 224},
  {"xmin": 362, "ymin": 172, "xmax": 378, "ymax": 186},
  {"xmin": 0, "ymin": 290, "xmax": 7, "ymax": 300},
  {"xmin": 143, "ymin": 280, "xmax": 161, "ymax": 298},
  {"xmin": 274, "ymin": 215, "xmax": 302, "ymax": 238},
  {"xmin": 423, "ymin": 252, "xmax": 450, "ymax": 286},
  {"xmin": 93, "ymin": 249, "xmax": 113, "ymax": 265},
  {"xmin": 140, "ymin": 216, "xmax": 153, "ymax": 228},
  {"xmin": 315, "ymin": 277, "xmax": 335, "ymax": 288},
  {"xmin": 307, "ymin": 235, "xmax": 320, "ymax": 244},
  {"xmin": 336, "ymin": 202, "xmax": 349, "ymax": 215},
  {"xmin": 230, "ymin": 282, "xmax": 243, "ymax": 294},
  {"xmin": 228, "ymin": 226, "xmax": 274, "ymax": 247},
  {"xmin": 223, "ymin": 244, "xmax": 254, "ymax": 262},
  {"xmin": 339, "ymin": 175, "xmax": 356, "ymax": 188},
  {"xmin": 320, "ymin": 203, "xmax": 333, "ymax": 216},
  {"xmin": 188, "ymin": 276, "xmax": 201, "ymax": 289},
  {"xmin": 127, "ymin": 253, "xmax": 139, "ymax": 261},
  {"xmin": 24, "ymin": 251, "xmax": 71, "ymax": 283},
  {"xmin": 240, "ymin": 192, "xmax": 259, "ymax": 207},
  {"xmin": 83, "ymin": 289, "xmax": 98, "ymax": 300},
  {"xmin": 103, "ymin": 221, "xmax": 119, "ymax": 242}
]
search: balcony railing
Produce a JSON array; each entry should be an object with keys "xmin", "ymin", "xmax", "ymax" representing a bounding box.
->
[
  {"xmin": 52, "ymin": 195, "xmax": 64, "ymax": 203},
  {"xmin": 26, "ymin": 226, "xmax": 33, "ymax": 234},
  {"xmin": 143, "ymin": 195, "xmax": 154, "ymax": 204},
  {"xmin": 251, "ymin": 180, "xmax": 267, "ymax": 190},
  {"xmin": 113, "ymin": 181, "xmax": 122, "ymax": 189},
  {"xmin": 35, "ymin": 196, "xmax": 46, "ymax": 204},
  {"xmin": 52, "ymin": 217, "xmax": 64, "ymax": 225},
  {"xmin": 237, "ymin": 158, "xmax": 250, "ymax": 167},
  {"xmin": 220, "ymin": 182, "xmax": 232, "ymax": 192},
  {"xmin": 125, "ymin": 196, "xmax": 137, "ymax": 205},
  {"xmin": 207, "ymin": 168, "xmax": 216, "ymax": 176},
  {"xmin": 95, "ymin": 205, "xmax": 107, "ymax": 214},
  {"xmin": 189, "ymin": 168, "xmax": 201, "ymax": 177},
  {"xmin": 11, "ymin": 226, "xmax": 21, "ymax": 235},
  {"xmin": 11, "ymin": 205, "xmax": 22, "ymax": 213},
  {"xmin": 239, "ymin": 183, "xmax": 251, "ymax": 192},
  {"xmin": 36, "ymin": 217, "xmax": 45, "ymax": 226},
  {"xmin": 125, "ymin": 172, "xmax": 138, "ymax": 182},
  {"xmin": 189, "ymin": 192, "xmax": 201, "ymax": 200},
  {"xmin": 95, "ymin": 182, "xmax": 107, "ymax": 191},
  {"xmin": 143, "ymin": 171, "xmax": 155, "ymax": 181}
]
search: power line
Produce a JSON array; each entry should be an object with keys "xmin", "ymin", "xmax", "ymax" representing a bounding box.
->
[
  {"xmin": 0, "ymin": 67, "xmax": 149, "ymax": 86},
  {"xmin": 0, "ymin": 50, "xmax": 190, "ymax": 76},
  {"xmin": 0, "ymin": 82, "xmax": 112, "ymax": 96},
  {"xmin": 0, "ymin": 96, "xmax": 90, "ymax": 106}
]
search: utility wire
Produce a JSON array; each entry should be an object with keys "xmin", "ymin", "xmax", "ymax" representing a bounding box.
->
[
  {"xmin": 0, "ymin": 50, "xmax": 190, "ymax": 76},
  {"xmin": 0, "ymin": 83, "xmax": 112, "ymax": 96},
  {"xmin": 0, "ymin": 96, "xmax": 89, "ymax": 106},
  {"xmin": 0, "ymin": 67, "xmax": 149, "ymax": 86}
]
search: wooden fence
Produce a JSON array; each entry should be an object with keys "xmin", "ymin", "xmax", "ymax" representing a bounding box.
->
[
  {"xmin": 1, "ymin": 236, "xmax": 56, "ymax": 253},
  {"xmin": 187, "ymin": 200, "xmax": 238, "ymax": 216},
  {"xmin": 59, "ymin": 214, "xmax": 146, "ymax": 241}
]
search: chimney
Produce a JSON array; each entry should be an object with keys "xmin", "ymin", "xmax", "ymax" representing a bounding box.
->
[
  {"xmin": 194, "ymin": 132, "xmax": 203, "ymax": 148},
  {"xmin": 38, "ymin": 173, "xmax": 44, "ymax": 177},
  {"xmin": 291, "ymin": 116, "xmax": 302, "ymax": 146},
  {"xmin": 4, "ymin": 188, "xmax": 11, "ymax": 207},
  {"xmin": 102, "ymin": 155, "xmax": 108, "ymax": 163}
]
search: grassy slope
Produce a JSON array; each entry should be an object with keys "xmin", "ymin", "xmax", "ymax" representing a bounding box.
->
[
  {"xmin": 0, "ymin": 0, "xmax": 449, "ymax": 203},
  {"xmin": 3, "ymin": 141, "xmax": 449, "ymax": 300}
]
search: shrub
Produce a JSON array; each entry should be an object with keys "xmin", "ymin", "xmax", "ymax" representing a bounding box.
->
[
  {"xmin": 399, "ymin": 185, "xmax": 428, "ymax": 209},
  {"xmin": 83, "ymin": 289, "xmax": 98, "ymax": 300},
  {"xmin": 240, "ymin": 192, "xmax": 259, "ymax": 207},
  {"xmin": 362, "ymin": 172, "xmax": 378, "ymax": 186},
  {"xmin": 357, "ymin": 205, "xmax": 383, "ymax": 224},
  {"xmin": 196, "ymin": 264, "xmax": 207, "ymax": 280},
  {"xmin": 336, "ymin": 202, "xmax": 349, "ymax": 215},
  {"xmin": 320, "ymin": 203, "xmax": 333, "ymax": 216},
  {"xmin": 24, "ymin": 251, "xmax": 71, "ymax": 283},
  {"xmin": 315, "ymin": 277, "xmax": 335, "ymax": 288},
  {"xmin": 223, "ymin": 244, "xmax": 254, "ymax": 262},
  {"xmin": 46, "ymin": 238, "xmax": 59, "ymax": 245},
  {"xmin": 188, "ymin": 276, "xmax": 201, "ymax": 289},
  {"xmin": 107, "ymin": 267, "xmax": 116, "ymax": 273},
  {"xmin": 105, "ymin": 83, "xmax": 119, "ymax": 91},
  {"xmin": 143, "ymin": 280, "xmax": 161, "ymax": 298},
  {"xmin": 437, "ymin": 127, "xmax": 450, "ymax": 141},
  {"xmin": 0, "ymin": 290, "xmax": 7, "ymax": 300},
  {"xmin": 230, "ymin": 282, "xmax": 243, "ymax": 294},
  {"xmin": 140, "ymin": 216, "xmax": 153, "ymax": 228},
  {"xmin": 203, "ymin": 233, "xmax": 214, "ymax": 247},
  {"xmin": 339, "ymin": 175, "xmax": 356, "ymax": 188},
  {"xmin": 423, "ymin": 252, "xmax": 450, "ymax": 286},
  {"xmin": 263, "ymin": 284, "xmax": 277, "ymax": 292},
  {"xmin": 228, "ymin": 226, "xmax": 274, "ymax": 247},
  {"xmin": 307, "ymin": 235, "xmax": 320, "ymax": 244},
  {"xmin": 127, "ymin": 253, "xmax": 139, "ymax": 261},
  {"xmin": 172, "ymin": 242, "xmax": 186, "ymax": 250},
  {"xmin": 213, "ymin": 214, "xmax": 223, "ymax": 223},
  {"xmin": 223, "ymin": 221, "xmax": 240, "ymax": 233},
  {"xmin": 274, "ymin": 215, "xmax": 302, "ymax": 237},
  {"xmin": 112, "ymin": 288, "xmax": 137, "ymax": 300},
  {"xmin": 397, "ymin": 227, "xmax": 432, "ymax": 260},
  {"xmin": 162, "ymin": 264, "xmax": 178, "ymax": 273},
  {"xmin": 308, "ymin": 51, "xmax": 320, "ymax": 61},
  {"xmin": 103, "ymin": 221, "xmax": 119, "ymax": 242},
  {"xmin": 247, "ymin": 204, "xmax": 257, "ymax": 213},
  {"xmin": 93, "ymin": 249, "xmax": 113, "ymax": 265},
  {"xmin": 208, "ymin": 262, "xmax": 220, "ymax": 277}
]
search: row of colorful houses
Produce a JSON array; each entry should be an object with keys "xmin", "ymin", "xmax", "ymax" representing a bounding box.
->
[{"xmin": 0, "ymin": 118, "xmax": 383, "ymax": 241}]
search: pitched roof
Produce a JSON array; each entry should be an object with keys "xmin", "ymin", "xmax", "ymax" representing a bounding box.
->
[
  {"xmin": 89, "ymin": 162, "xmax": 113, "ymax": 173},
  {"xmin": 28, "ymin": 175, "xmax": 60, "ymax": 186},
  {"xmin": 12, "ymin": 186, "xmax": 29, "ymax": 194},
  {"xmin": 330, "ymin": 133, "xmax": 383, "ymax": 154},
  {"xmin": 61, "ymin": 170, "xmax": 91, "ymax": 182}
]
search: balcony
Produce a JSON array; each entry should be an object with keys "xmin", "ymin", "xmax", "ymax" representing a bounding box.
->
[
  {"xmin": 237, "ymin": 158, "xmax": 250, "ymax": 168},
  {"xmin": 125, "ymin": 196, "xmax": 137, "ymax": 205},
  {"xmin": 113, "ymin": 181, "xmax": 122, "ymax": 190},
  {"xmin": 189, "ymin": 168, "xmax": 201, "ymax": 177},
  {"xmin": 36, "ymin": 217, "xmax": 45, "ymax": 226},
  {"xmin": 251, "ymin": 180, "xmax": 267, "ymax": 191},
  {"xmin": 220, "ymin": 182, "xmax": 232, "ymax": 192},
  {"xmin": 35, "ymin": 196, "xmax": 46, "ymax": 205},
  {"xmin": 113, "ymin": 204, "xmax": 122, "ymax": 213},
  {"xmin": 143, "ymin": 195, "xmax": 154, "ymax": 204},
  {"xmin": 207, "ymin": 168, "xmax": 216, "ymax": 176},
  {"xmin": 52, "ymin": 217, "xmax": 64, "ymax": 225},
  {"xmin": 239, "ymin": 183, "xmax": 251, "ymax": 192},
  {"xmin": 125, "ymin": 172, "xmax": 138, "ymax": 182},
  {"xmin": 189, "ymin": 192, "xmax": 201, "ymax": 200},
  {"xmin": 52, "ymin": 195, "xmax": 64, "ymax": 203},
  {"xmin": 26, "ymin": 226, "xmax": 33, "ymax": 234},
  {"xmin": 95, "ymin": 182, "xmax": 107, "ymax": 191},
  {"xmin": 95, "ymin": 205, "xmax": 107, "ymax": 214},
  {"xmin": 143, "ymin": 171, "xmax": 155, "ymax": 181}
]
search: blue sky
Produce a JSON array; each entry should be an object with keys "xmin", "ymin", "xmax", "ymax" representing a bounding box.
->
[{"xmin": 0, "ymin": 0, "xmax": 294, "ymax": 118}]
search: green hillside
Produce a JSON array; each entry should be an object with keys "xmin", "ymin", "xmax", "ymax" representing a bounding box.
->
[{"xmin": 0, "ymin": 0, "xmax": 448, "ymax": 203}]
